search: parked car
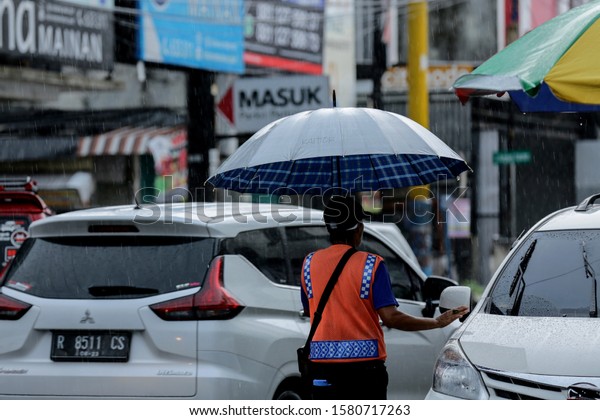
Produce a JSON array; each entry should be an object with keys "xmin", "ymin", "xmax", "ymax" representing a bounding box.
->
[
  {"xmin": 0, "ymin": 201, "xmax": 469, "ymax": 400},
  {"xmin": 0, "ymin": 177, "xmax": 52, "ymax": 272},
  {"xmin": 427, "ymin": 193, "xmax": 600, "ymax": 400}
]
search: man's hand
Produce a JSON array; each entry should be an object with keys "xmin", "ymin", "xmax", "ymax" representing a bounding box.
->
[
  {"xmin": 378, "ymin": 305, "xmax": 470, "ymax": 331},
  {"xmin": 435, "ymin": 306, "xmax": 470, "ymax": 328}
]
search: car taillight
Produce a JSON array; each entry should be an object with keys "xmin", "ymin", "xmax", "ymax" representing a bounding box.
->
[
  {"xmin": 150, "ymin": 256, "xmax": 244, "ymax": 321},
  {"xmin": 0, "ymin": 294, "xmax": 31, "ymax": 320}
]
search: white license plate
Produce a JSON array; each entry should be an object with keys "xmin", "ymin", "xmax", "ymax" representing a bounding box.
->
[{"xmin": 51, "ymin": 331, "xmax": 131, "ymax": 362}]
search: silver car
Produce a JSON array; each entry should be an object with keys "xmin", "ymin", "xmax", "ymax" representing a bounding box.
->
[
  {"xmin": 0, "ymin": 201, "xmax": 466, "ymax": 399},
  {"xmin": 427, "ymin": 193, "xmax": 600, "ymax": 400}
]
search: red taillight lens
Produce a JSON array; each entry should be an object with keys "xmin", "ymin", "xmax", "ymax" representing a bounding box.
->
[
  {"xmin": 0, "ymin": 294, "xmax": 32, "ymax": 320},
  {"xmin": 150, "ymin": 256, "xmax": 244, "ymax": 321}
]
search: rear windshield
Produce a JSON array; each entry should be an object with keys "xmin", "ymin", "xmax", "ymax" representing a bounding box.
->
[
  {"xmin": 487, "ymin": 230, "xmax": 600, "ymax": 318},
  {"xmin": 1, "ymin": 236, "xmax": 216, "ymax": 299}
]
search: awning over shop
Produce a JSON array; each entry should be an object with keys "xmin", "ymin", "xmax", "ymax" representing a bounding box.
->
[{"xmin": 77, "ymin": 126, "xmax": 186, "ymax": 157}]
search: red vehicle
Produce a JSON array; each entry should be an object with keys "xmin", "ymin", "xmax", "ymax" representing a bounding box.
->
[{"xmin": 0, "ymin": 178, "xmax": 52, "ymax": 271}]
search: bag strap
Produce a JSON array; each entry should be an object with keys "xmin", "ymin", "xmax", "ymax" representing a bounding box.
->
[{"xmin": 303, "ymin": 247, "xmax": 358, "ymax": 351}]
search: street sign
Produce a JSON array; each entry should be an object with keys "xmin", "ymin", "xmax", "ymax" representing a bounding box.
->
[
  {"xmin": 493, "ymin": 150, "xmax": 532, "ymax": 165},
  {"xmin": 215, "ymin": 75, "xmax": 329, "ymax": 135}
]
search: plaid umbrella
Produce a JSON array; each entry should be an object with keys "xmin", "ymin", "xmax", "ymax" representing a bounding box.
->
[
  {"xmin": 453, "ymin": 1, "xmax": 600, "ymax": 112},
  {"xmin": 206, "ymin": 107, "xmax": 470, "ymax": 195}
]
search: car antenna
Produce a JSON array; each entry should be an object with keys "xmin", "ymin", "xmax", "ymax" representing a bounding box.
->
[
  {"xmin": 133, "ymin": 196, "xmax": 141, "ymax": 210},
  {"xmin": 333, "ymin": 90, "xmax": 336, "ymax": 107}
]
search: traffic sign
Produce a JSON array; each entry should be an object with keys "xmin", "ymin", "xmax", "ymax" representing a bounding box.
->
[{"xmin": 493, "ymin": 150, "xmax": 532, "ymax": 165}]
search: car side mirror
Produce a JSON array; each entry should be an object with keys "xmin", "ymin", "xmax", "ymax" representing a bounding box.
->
[
  {"xmin": 422, "ymin": 275, "xmax": 458, "ymax": 302},
  {"xmin": 421, "ymin": 276, "xmax": 458, "ymax": 318},
  {"xmin": 439, "ymin": 286, "xmax": 472, "ymax": 322}
]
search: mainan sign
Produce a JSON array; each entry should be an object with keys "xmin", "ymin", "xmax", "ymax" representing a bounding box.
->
[
  {"xmin": 216, "ymin": 75, "xmax": 329, "ymax": 135},
  {"xmin": 0, "ymin": 0, "xmax": 113, "ymax": 70}
]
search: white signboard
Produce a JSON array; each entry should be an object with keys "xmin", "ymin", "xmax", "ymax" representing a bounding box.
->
[{"xmin": 216, "ymin": 75, "xmax": 330, "ymax": 135}]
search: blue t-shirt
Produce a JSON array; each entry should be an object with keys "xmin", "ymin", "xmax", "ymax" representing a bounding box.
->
[{"xmin": 301, "ymin": 260, "xmax": 398, "ymax": 313}]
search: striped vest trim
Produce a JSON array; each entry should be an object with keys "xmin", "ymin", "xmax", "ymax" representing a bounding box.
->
[
  {"xmin": 303, "ymin": 252, "xmax": 315, "ymax": 298},
  {"xmin": 310, "ymin": 339, "xmax": 379, "ymax": 360},
  {"xmin": 360, "ymin": 254, "xmax": 377, "ymax": 299}
]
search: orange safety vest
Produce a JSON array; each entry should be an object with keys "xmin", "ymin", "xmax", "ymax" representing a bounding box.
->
[{"xmin": 301, "ymin": 244, "xmax": 386, "ymax": 363}]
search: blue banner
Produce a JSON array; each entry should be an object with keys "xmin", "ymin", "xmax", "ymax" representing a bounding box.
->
[{"xmin": 138, "ymin": 0, "xmax": 245, "ymax": 73}]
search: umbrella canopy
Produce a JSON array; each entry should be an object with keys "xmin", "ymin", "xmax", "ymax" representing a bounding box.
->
[
  {"xmin": 206, "ymin": 107, "xmax": 470, "ymax": 195},
  {"xmin": 453, "ymin": 1, "xmax": 600, "ymax": 112}
]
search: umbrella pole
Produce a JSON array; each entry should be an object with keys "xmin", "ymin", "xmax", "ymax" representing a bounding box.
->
[{"xmin": 336, "ymin": 155, "xmax": 343, "ymax": 195}]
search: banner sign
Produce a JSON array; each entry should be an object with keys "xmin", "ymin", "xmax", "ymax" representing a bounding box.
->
[
  {"xmin": 216, "ymin": 74, "xmax": 329, "ymax": 135},
  {"xmin": 0, "ymin": 0, "xmax": 114, "ymax": 70},
  {"xmin": 138, "ymin": 0, "xmax": 245, "ymax": 74},
  {"xmin": 244, "ymin": 0, "xmax": 324, "ymax": 74}
]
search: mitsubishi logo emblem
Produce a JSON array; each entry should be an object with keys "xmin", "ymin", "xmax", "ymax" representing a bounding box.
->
[
  {"xmin": 80, "ymin": 310, "xmax": 95, "ymax": 324},
  {"xmin": 567, "ymin": 383, "xmax": 600, "ymax": 400}
]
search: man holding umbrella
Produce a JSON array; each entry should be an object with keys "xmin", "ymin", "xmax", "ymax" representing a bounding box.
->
[{"xmin": 300, "ymin": 195, "xmax": 469, "ymax": 400}]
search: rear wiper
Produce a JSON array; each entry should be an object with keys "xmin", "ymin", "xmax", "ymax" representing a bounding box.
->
[
  {"xmin": 582, "ymin": 241, "xmax": 598, "ymax": 318},
  {"xmin": 509, "ymin": 239, "xmax": 537, "ymax": 316},
  {"xmin": 88, "ymin": 285, "xmax": 159, "ymax": 297}
]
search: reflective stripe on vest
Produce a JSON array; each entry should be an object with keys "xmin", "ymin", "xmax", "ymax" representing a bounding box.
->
[
  {"xmin": 303, "ymin": 252, "xmax": 315, "ymax": 298},
  {"xmin": 360, "ymin": 254, "xmax": 377, "ymax": 299},
  {"xmin": 310, "ymin": 339, "xmax": 379, "ymax": 360}
]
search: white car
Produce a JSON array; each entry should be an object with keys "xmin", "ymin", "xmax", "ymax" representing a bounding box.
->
[
  {"xmin": 427, "ymin": 193, "xmax": 600, "ymax": 400},
  {"xmin": 0, "ymin": 201, "xmax": 468, "ymax": 400}
]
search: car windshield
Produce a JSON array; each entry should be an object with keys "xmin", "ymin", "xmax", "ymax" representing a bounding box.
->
[
  {"xmin": 1, "ymin": 236, "xmax": 216, "ymax": 299},
  {"xmin": 488, "ymin": 230, "xmax": 600, "ymax": 317}
]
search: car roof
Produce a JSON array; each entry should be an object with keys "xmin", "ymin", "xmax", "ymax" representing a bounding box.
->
[
  {"xmin": 29, "ymin": 201, "xmax": 325, "ymax": 238},
  {"xmin": 29, "ymin": 201, "xmax": 427, "ymax": 278},
  {"xmin": 536, "ymin": 204, "xmax": 600, "ymax": 232},
  {"xmin": 534, "ymin": 194, "xmax": 600, "ymax": 232}
]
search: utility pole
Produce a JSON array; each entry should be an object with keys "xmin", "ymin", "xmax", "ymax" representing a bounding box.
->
[
  {"xmin": 407, "ymin": 0, "xmax": 429, "ymax": 129},
  {"xmin": 406, "ymin": 1, "xmax": 434, "ymax": 275},
  {"xmin": 187, "ymin": 69, "xmax": 215, "ymax": 202},
  {"xmin": 407, "ymin": 0, "xmax": 430, "ymax": 192}
]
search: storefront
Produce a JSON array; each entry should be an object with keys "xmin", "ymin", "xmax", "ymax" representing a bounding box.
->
[{"xmin": 0, "ymin": 108, "xmax": 188, "ymax": 211}]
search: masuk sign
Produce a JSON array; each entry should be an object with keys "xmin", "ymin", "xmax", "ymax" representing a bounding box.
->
[
  {"xmin": 0, "ymin": 0, "xmax": 113, "ymax": 70},
  {"xmin": 215, "ymin": 75, "xmax": 330, "ymax": 135}
]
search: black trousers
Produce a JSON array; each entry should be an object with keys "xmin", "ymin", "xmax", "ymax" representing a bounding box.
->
[{"xmin": 309, "ymin": 360, "xmax": 388, "ymax": 400}]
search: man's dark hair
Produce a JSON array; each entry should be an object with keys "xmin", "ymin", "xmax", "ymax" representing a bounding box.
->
[
  {"xmin": 323, "ymin": 195, "xmax": 367, "ymax": 238},
  {"xmin": 328, "ymin": 227, "xmax": 357, "ymax": 243}
]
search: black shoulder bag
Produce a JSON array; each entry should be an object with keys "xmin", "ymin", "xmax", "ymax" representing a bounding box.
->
[{"xmin": 297, "ymin": 247, "xmax": 357, "ymax": 380}]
